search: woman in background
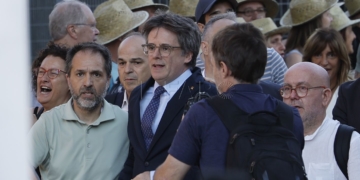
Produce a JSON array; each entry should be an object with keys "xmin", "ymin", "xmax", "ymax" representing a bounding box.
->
[
  {"xmin": 280, "ymin": 0, "xmax": 337, "ymax": 67},
  {"xmin": 31, "ymin": 43, "xmax": 70, "ymax": 123},
  {"xmin": 303, "ymin": 28, "xmax": 351, "ymax": 118}
]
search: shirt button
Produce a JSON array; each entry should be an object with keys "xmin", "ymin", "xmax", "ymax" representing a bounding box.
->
[
  {"xmin": 144, "ymin": 162, "xmax": 149, "ymax": 166},
  {"xmin": 87, "ymin": 143, "xmax": 90, "ymax": 148}
]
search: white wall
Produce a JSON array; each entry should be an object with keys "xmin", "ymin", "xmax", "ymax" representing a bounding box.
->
[{"xmin": 0, "ymin": 0, "xmax": 30, "ymax": 179}]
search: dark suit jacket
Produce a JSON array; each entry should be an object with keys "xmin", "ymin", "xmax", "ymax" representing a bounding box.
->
[
  {"xmin": 333, "ymin": 79, "xmax": 360, "ymax": 132},
  {"xmin": 259, "ymin": 81, "xmax": 282, "ymax": 100},
  {"xmin": 119, "ymin": 67, "xmax": 218, "ymax": 179},
  {"xmin": 105, "ymin": 90, "xmax": 125, "ymax": 108}
]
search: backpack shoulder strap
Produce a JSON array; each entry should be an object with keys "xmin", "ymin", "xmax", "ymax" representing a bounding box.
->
[
  {"xmin": 334, "ymin": 124, "xmax": 355, "ymax": 179},
  {"xmin": 273, "ymin": 100, "xmax": 294, "ymax": 130},
  {"xmin": 206, "ymin": 95, "xmax": 248, "ymax": 132}
]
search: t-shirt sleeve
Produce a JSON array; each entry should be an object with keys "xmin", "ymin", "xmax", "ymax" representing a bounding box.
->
[
  {"xmin": 29, "ymin": 114, "xmax": 50, "ymax": 168},
  {"xmin": 291, "ymin": 107, "xmax": 305, "ymax": 149},
  {"xmin": 168, "ymin": 102, "xmax": 204, "ymax": 165}
]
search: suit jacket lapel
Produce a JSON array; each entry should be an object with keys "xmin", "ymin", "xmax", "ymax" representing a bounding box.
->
[{"xmin": 147, "ymin": 69, "xmax": 203, "ymax": 153}]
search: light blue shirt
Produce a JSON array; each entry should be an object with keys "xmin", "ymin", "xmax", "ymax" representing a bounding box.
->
[{"xmin": 140, "ymin": 69, "xmax": 192, "ymax": 133}]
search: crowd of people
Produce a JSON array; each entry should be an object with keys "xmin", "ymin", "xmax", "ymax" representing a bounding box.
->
[{"xmin": 29, "ymin": 0, "xmax": 360, "ymax": 179}]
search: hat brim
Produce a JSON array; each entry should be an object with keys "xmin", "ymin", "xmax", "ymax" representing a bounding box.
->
[
  {"xmin": 131, "ymin": 3, "xmax": 169, "ymax": 11},
  {"xmin": 237, "ymin": 0, "xmax": 279, "ymax": 18},
  {"xmin": 335, "ymin": 19, "xmax": 360, "ymax": 31},
  {"xmin": 97, "ymin": 11, "xmax": 149, "ymax": 45},
  {"xmin": 265, "ymin": 26, "xmax": 291, "ymax": 38},
  {"xmin": 280, "ymin": 1, "xmax": 338, "ymax": 26}
]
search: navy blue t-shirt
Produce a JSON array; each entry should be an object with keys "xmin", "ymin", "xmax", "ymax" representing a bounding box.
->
[{"xmin": 169, "ymin": 84, "xmax": 304, "ymax": 177}]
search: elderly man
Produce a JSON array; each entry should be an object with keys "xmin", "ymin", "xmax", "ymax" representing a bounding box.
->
[
  {"xmin": 154, "ymin": 23, "xmax": 304, "ymax": 180},
  {"xmin": 49, "ymin": 1, "xmax": 99, "ymax": 47},
  {"xmin": 202, "ymin": 13, "xmax": 287, "ymax": 86},
  {"xmin": 94, "ymin": 0, "xmax": 148, "ymax": 93},
  {"xmin": 282, "ymin": 62, "xmax": 360, "ymax": 180},
  {"xmin": 119, "ymin": 13, "xmax": 218, "ymax": 180},
  {"xmin": 236, "ymin": 0, "xmax": 279, "ymax": 22},
  {"xmin": 29, "ymin": 42, "xmax": 129, "ymax": 179},
  {"xmin": 105, "ymin": 32, "xmax": 151, "ymax": 111}
]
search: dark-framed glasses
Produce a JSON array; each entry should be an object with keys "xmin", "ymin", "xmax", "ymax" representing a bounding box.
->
[
  {"xmin": 37, "ymin": 68, "xmax": 66, "ymax": 79},
  {"xmin": 237, "ymin": 8, "xmax": 266, "ymax": 17},
  {"xmin": 142, "ymin": 43, "xmax": 181, "ymax": 57},
  {"xmin": 280, "ymin": 85, "xmax": 326, "ymax": 98}
]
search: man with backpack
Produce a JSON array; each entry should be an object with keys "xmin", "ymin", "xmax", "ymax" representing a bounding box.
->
[
  {"xmin": 282, "ymin": 62, "xmax": 360, "ymax": 180},
  {"xmin": 154, "ymin": 23, "xmax": 305, "ymax": 180}
]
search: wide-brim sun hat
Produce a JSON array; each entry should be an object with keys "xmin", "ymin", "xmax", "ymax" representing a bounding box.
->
[
  {"xmin": 169, "ymin": 0, "xmax": 199, "ymax": 18},
  {"xmin": 236, "ymin": 0, "xmax": 279, "ymax": 18},
  {"xmin": 345, "ymin": 0, "xmax": 360, "ymax": 18},
  {"xmin": 94, "ymin": 0, "xmax": 149, "ymax": 45},
  {"xmin": 195, "ymin": 0, "xmax": 238, "ymax": 22},
  {"xmin": 330, "ymin": 4, "xmax": 360, "ymax": 31},
  {"xmin": 124, "ymin": 0, "xmax": 169, "ymax": 11},
  {"xmin": 280, "ymin": 0, "xmax": 338, "ymax": 26},
  {"xmin": 250, "ymin": 17, "xmax": 291, "ymax": 37}
]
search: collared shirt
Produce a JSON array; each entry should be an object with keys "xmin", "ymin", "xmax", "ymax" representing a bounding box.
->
[
  {"xmin": 140, "ymin": 69, "xmax": 192, "ymax": 134},
  {"xmin": 122, "ymin": 90, "xmax": 129, "ymax": 112},
  {"xmin": 303, "ymin": 116, "xmax": 360, "ymax": 180},
  {"xmin": 30, "ymin": 98, "xmax": 129, "ymax": 180}
]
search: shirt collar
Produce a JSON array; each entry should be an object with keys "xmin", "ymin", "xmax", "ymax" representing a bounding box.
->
[
  {"xmin": 121, "ymin": 90, "xmax": 129, "ymax": 111},
  {"xmin": 226, "ymin": 83, "xmax": 263, "ymax": 94},
  {"xmin": 153, "ymin": 69, "xmax": 192, "ymax": 96},
  {"xmin": 62, "ymin": 98, "xmax": 115, "ymax": 126}
]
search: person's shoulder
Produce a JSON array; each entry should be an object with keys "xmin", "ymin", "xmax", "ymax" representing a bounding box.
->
[
  {"xmin": 105, "ymin": 100, "xmax": 128, "ymax": 119},
  {"xmin": 340, "ymin": 78, "xmax": 360, "ymax": 91}
]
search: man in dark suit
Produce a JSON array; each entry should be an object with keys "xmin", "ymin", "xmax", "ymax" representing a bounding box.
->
[
  {"xmin": 119, "ymin": 13, "xmax": 218, "ymax": 180},
  {"xmin": 105, "ymin": 32, "xmax": 151, "ymax": 111},
  {"xmin": 333, "ymin": 78, "xmax": 360, "ymax": 132}
]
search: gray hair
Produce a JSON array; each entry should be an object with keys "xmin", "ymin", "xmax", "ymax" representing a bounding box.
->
[
  {"xmin": 201, "ymin": 12, "xmax": 237, "ymax": 41},
  {"xmin": 49, "ymin": 0, "xmax": 89, "ymax": 41}
]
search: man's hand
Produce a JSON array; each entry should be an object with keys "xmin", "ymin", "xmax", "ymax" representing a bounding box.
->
[{"xmin": 132, "ymin": 171, "xmax": 150, "ymax": 180}]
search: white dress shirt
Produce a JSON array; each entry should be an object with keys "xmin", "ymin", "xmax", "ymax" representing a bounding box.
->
[
  {"xmin": 140, "ymin": 69, "xmax": 192, "ymax": 134},
  {"xmin": 121, "ymin": 90, "xmax": 129, "ymax": 112}
]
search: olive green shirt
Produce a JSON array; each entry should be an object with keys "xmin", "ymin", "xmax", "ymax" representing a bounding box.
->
[{"xmin": 30, "ymin": 98, "xmax": 129, "ymax": 180}]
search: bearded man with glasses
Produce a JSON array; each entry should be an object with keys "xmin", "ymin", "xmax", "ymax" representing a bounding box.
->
[
  {"xmin": 119, "ymin": 13, "xmax": 218, "ymax": 180},
  {"xmin": 282, "ymin": 62, "xmax": 360, "ymax": 180}
]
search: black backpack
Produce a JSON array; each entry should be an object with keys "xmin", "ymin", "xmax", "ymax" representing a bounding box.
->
[
  {"xmin": 334, "ymin": 124, "xmax": 355, "ymax": 179},
  {"xmin": 206, "ymin": 95, "xmax": 307, "ymax": 180}
]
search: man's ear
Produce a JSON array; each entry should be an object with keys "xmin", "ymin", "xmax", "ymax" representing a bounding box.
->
[
  {"xmin": 67, "ymin": 25, "xmax": 78, "ymax": 39},
  {"xmin": 322, "ymin": 88, "xmax": 332, "ymax": 107},
  {"xmin": 197, "ymin": 23, "xmax": 205, "ymax": 33},
  {"xmin": 201, "ymin": 41, "xmax": 208, "ymax": 55},
  {"xmin": 184, "ymin": 52, "xmax": 193, "ymax": 64},
  {"xmin": 219, "ymin": 61, "xmax": 230, "ymax": 78}
]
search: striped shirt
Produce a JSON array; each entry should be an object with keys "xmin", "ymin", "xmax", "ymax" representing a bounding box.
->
[{"xmin": 260, "ymin": 48, "xmax": 288, "ymax": 85}]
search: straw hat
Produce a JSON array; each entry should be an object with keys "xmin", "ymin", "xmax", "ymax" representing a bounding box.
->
[
  {"xmin": 94, "ymin": 0, "xmax": 149, "ymax": 45},
  {"xmin": 236, "ymin": 0, "xmax": 279, "ymax": 18},
  {"xmin": 250, "ymin": 17, "xmax": 291, "ymax": 37},
  {"xmin": 236, "ymin": 17, "xmax": 246, "ymax": 23},
  {"xmin": 330, "ymin": 5, "xmax": 360, "ymax": 31},
  {"xmin": 169, "ymin": 0, "xmax": 199, "ymax": 18},
  {"xmin": 345, "ymin": 0, "xmax": 360, "ymax": 18},
  {"xmin": 280, "ymin": 0, "xmax": 338, "ymax": 26},
  {"xmin": 124, "ymin": 0, "xmax": 169, "ymax": 11}
]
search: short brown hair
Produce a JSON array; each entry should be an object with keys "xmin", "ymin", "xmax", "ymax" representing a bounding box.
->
[
  {"xmin": 212, "ymin": 23, "xmax": 267, "ymax": 83},
  {"xmin": 303, "ymin": 28, "xmax": 351, "ymax": 89}
]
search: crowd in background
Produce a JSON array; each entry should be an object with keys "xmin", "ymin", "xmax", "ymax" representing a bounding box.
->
[{"xmin": 29, "ymin": 0, "xmax": 360, "ymax": 180}]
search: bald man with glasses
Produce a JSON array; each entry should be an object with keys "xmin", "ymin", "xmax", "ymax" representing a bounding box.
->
[{"xmin": 282, "ymin": 62, "xmax": 360, "ymax": 180}]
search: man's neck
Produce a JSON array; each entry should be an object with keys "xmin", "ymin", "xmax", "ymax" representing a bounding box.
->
[
  {"xmin": 72, "ymin": 100, "xmax": 102, "ymax": 125},
  {"xmin": 304, "ymin": 114, "xmax": 325, "ymax": 136}
]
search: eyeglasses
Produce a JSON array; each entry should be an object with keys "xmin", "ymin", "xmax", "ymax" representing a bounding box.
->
[
  {"xmin": 142, "ymin": 43, "xmax": 181, "ymax": 57},
  {"xmin": 73, "ymin": 23, "xmax": 97, "ymax": 30},
  {"xmin": 237, "ymin": 8, "xmax": 266, "ymax": 17},
  {"xmin": 37, "ymin": 68, "xmax": 66, "ymax": 79},
  {"xmin": 280, "ymin": 85, "xmax": 326, "ymax": 98}
]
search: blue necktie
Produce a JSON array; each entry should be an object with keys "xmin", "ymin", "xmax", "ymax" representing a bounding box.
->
[{"xmin": 141, "ymin": 86, "xmax": 166, "ymax": 150}]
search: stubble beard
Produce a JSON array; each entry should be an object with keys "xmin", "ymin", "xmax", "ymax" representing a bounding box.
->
[{"xmin": 69, "ymin": 85, "xmax": 107, "ymax": 111}]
